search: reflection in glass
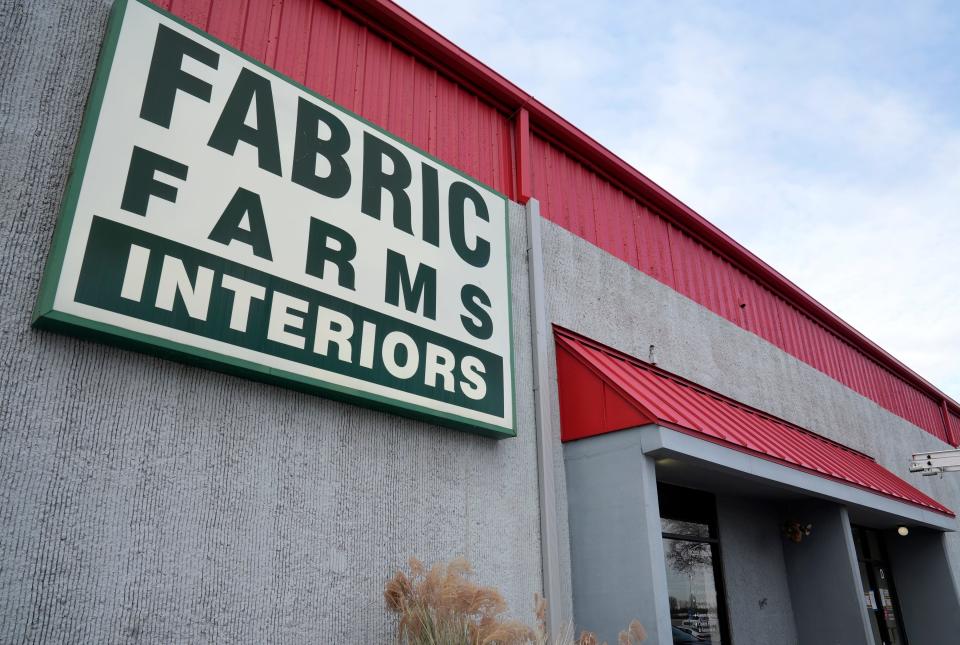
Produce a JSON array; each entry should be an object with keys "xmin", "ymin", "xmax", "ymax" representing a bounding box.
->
[
  {"xmin": 659, "ymin": 483, "xmax": 728, "ymax": 644},
  {"xmin": 852, "ymin": 526, "xmax": 907, "ymax": 645},
  {"xmin": 663, "ymin": 537, "xmax": 723, "ymax": 644},
  {"xmin": 858, "ymin": 561, "xmax": 884, "ymax": 645},
  {"xmin": 661, "ymin": 518, "xmax": 711, "ymax": 539}
]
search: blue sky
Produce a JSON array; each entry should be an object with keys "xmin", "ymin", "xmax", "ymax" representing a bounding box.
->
[{"xmin": 397, "ymin": 0, "xmax": 960, "ymax": 401}]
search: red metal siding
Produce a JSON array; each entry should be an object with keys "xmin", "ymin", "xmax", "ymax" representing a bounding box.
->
[
  {"xmin": 529, "ymin": 132, "xmax": 950, "ymax": 443},
  {"xmin": 164, "ymin": 0, "xmax": 516, "ymax": 200},
  {"xmin": 159, "ymin": 0, "xmax": 957, "ymax": 444},
  {"xmin": 555, "ymin": 328, "xmax": 953, "ymax": 516}
]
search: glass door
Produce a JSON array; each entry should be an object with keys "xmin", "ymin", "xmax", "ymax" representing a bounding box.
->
[
  {"xmin": 852, "ymin": 526, "xmax": 908, "ymax": 645},
  {"xmin": 659, "ymin": 483, "xmax": 730, "ymax": 645}
]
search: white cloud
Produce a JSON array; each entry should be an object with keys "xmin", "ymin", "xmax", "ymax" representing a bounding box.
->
[{"xmin": 397, "ymin": 0, "xmax": 960, "ymax": 399}]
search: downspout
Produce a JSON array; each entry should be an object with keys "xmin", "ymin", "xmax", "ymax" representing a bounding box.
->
[{"xmin": 525, "ymin": 196, "xmax": 565, "ymax": 635}]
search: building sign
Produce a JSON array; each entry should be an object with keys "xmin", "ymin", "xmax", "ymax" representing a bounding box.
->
[{"xmin": 33, "ymin": 0, "xmax": 515, "ymax": 438}]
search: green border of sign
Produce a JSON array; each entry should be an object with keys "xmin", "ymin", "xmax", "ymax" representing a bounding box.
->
[{"xmin": 32, "ymin": 0, "xmax": 517, "ymax": 439}]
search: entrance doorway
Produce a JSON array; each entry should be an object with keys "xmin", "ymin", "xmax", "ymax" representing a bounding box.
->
[
  {"xmin": 852, "ymin": 526, "xmax": 908, "ymax": 645},
  {"xmin": 658, "ymin": 483, "xmax": 730, "ymax": 645}
]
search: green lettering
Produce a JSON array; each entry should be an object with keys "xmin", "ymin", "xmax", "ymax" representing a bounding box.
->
[
  {"xmin": 421, "ymin": 163, "xmax": 440, "ymax": 246},
  {"xmin": 120, "ymin": 146, "xmax": 189, "ymax": 216},
  {"xmin": 291, "ymin": 97, "xmax": 351, "ymax": 198},
  {"xmin": 449, "ymin": 181, "xmax": 490, "ymax": 268},
  {"xmin": 385, "ymin": 249, "xmax": 436, "ymax": 320},
  {"xmin": 208, "ymin": 68, "xmax": 282, "ymax": 176},
  {"xmin": 460, "ymin": 284, "xmax": 492, "ymax": 340},
  {"xmin": 208, "ymin": 187, "xmax": 273, "ymax": 260},
  {"xmin": 305, "ymin": 218, "xmax": 357, "ymax": 290},
  {"xmin": 140, "ymin": 24, "xmax": 219, "ymax": 128},
  {"xmin": 360, "ymin": 133, "xmax": 412, "ymax": 235}
]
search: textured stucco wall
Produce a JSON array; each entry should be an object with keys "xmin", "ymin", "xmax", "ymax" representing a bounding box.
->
[
  {"xmin": 885, "ymin": 528, "xmax": 960, "ymax": 643},
  {"xmin": 782, "ymin": 503, "xmax": 873, "ymax": 645},
  {"xmin": 0, "ymin": 2, "xmax": 543, "ymax": 642},
  {"xmin": 715, "ymin": 496, "xmax": 799, "ymax": 645},
  {"xmin": 540, "ymin": 216, "xmax": 960, "ymax": 597}
]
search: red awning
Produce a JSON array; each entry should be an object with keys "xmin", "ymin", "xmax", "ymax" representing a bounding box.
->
[{"xmin": 555, "ymin": 327, "xmax": 953, "ymax": 517}]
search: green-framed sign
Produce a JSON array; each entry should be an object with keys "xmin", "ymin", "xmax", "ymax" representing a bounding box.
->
[{"xmin": 33, "ymin": 0, "xmax": 516, "ymax": 438}]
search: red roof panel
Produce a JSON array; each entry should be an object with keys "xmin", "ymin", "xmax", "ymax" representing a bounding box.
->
[{"xmin": 555, "ymin": 327, "xmax": 953, "ymax": 517}]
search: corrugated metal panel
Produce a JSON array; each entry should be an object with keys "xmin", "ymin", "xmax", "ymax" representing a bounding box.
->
[
  {"xmin": 529, "ymin": 131, "xmax": 951, "ymax": 443},
  {"xmin": 554, "ymin": 328, "xmax": 954, "ymax": 516},
  {"xmin": 159, "ymin": 0, "xmax": 955, "ymax": 443},
  {"xmin": 165, "ymin": 0, "xmax": 516, "ymax": 200}
]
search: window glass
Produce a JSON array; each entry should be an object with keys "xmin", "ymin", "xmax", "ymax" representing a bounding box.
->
[
  {"xmin": 663, "ymin": 538, "xmax": 724, "ymax": 644},
  {"xmin": 875, "ymin": 564, "xmax": 905, "ymax": 645},
  {"xmin": 661, "ymin": 518, "xmax": 711, "ymax": 539},
  {"xmin": 852, "ymin": 526, "xmax": 908, "ymax": 645},
  {"xmin": 659, "ymin": 483, "xmax": 728, "ymax": 645},
  {"xmin": 858, "ymin": 561, "xmax": 884, "ymax": 645}
]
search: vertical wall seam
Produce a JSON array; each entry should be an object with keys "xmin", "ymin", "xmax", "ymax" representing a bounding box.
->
[
  {"xmin": 238, "ymin": 0, "xmax": 254, "ymax": 53},
  {"xmin": 203, "ymin": 0, "xmax": 214, "ymax": 31},
  {"xmin": 265, "ymin": 0, "xmax": 283, "ymax": 68},
  {"xmin": 941, "ymin": 399, "xmax": 958, "ymax": 446},
  {"xmin": 514, "ymin": 108, "xmax": 530, "ymax": 204}
]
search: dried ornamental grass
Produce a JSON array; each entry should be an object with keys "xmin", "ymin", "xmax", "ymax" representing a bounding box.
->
[
  {"xmin": 617, "ymin": 621, "xmax": 647, "ymax": 645},
  {"xmin": 385, "ymin": 558, "xmax": 646, "ymax": 645},
  {"xmin": 384, "ymin": 557, "xmax": 532, "ymax": 645}
]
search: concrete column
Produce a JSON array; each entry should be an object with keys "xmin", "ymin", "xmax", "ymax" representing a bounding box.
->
[
  {"xmin": 884, "ymin": 528, "xmax": 960, "ymax": 643},
  {"xmin": 525, "ymin": 198, "xmax": 565, "ymax": 635},
  {"xmin": 564, "ymin": 428, "xmax": 672, "ymax": 644},
  {"xmin": 781, "ymin": 502, "xmax": 875, "ymax": 645},
  {"xmin": 715, "ymin": 497, "xmax": 799, "ymax": 645}
]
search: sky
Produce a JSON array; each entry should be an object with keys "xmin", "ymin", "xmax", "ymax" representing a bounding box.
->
[{"xmin": 397, "ymin": 0, "xmax": 960, "ymax": 401}]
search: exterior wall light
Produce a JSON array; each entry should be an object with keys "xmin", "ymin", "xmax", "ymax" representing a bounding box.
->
[{"xmin": 897, "ymin": 525, "xmax": 909, "ymax": 536}]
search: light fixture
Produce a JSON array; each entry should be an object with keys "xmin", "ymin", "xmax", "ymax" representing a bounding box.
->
[{"xmin": 897, "ymin": 525, "xmax": 909, "ymax": 537}]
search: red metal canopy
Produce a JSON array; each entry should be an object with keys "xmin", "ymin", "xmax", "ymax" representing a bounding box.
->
[{"xmin": 555, "ymin": 327, "xmax": 953, "ymax": 517}]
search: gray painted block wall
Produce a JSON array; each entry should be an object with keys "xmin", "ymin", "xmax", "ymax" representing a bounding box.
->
[
  {"xmin": 885, "ymin": 529, "xmax": 960, "ymax": 643},
  {"xmin": 715, "ymin": 497, "xmax": 799, "ymax": 645},
  {"xmin": 0, "ymin": 3, "xmax": 543, "ymax": 641},
  {"xmin": 563, "ymin": 429, "xmax": 673, "ymax": 644},
  {"xmin": 781, "ymin": 503, "xmax": 873, "ymax": 645}
]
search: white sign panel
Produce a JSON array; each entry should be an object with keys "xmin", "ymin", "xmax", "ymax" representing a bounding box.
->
[{"xmin": 34, "ymin": 0, "xmax": 516, "ymax": 437}]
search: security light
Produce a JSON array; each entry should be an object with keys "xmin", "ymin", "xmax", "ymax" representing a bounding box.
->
[{"xmin": 897, "ymin": 526, "xmax": 909, "ymax": 537}]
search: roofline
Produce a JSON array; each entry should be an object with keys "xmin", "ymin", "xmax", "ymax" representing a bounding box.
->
[{"xmin": 333, "ymin": 0, "xmax": 960, "ymax": 416}]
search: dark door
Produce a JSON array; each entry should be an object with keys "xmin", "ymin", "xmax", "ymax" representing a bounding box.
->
[
  {"xmin": 659, "ymin": 483, "xmax": 731, "ymax": 645},
  {"xmin": 852, "ymin": 526, "xmax": 908, "ymax": 645}
]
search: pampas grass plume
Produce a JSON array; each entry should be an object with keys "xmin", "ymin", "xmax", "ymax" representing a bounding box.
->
[{"xmin": 385, "ymin": 557, "xmax": 645, "ymax": 645}]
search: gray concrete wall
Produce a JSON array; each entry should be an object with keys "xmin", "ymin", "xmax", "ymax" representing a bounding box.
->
[
  {"xmin": 563, "ymin": 429, "xmax": 672, "ymax": 645},
  {"xmin": 540, "ymin": 217, "xmax": 960, "ymax": 599},
  {"xmin": 884, "ymin": 528, "xmax": 960, "ymax": 643},
  {"xmin": 781, "ymin": 503, "xmax": 873, "ymax": 645},
  {"xmin": 6, "ymin": 0, "xmax": 960, "ymax": 642},
  {"xmin": 0, "ymin": 2, "xmax": 543, "ymax": 642},
  {"xmin": 715, "ymin": 496, "xmax": 799, "ymax": 645}
]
